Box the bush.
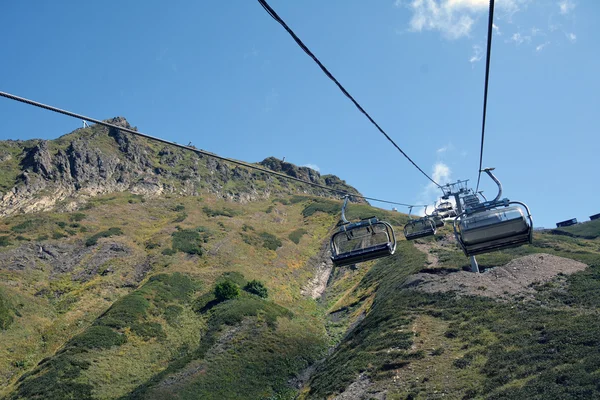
[161,248,176,256]
[69,325,126,349]
[173,212,188,223]
[52,232,67,240]
[131,322,165,340]
[260,232,282,250]
[172,229,203,255]
[10,220,37,233]
[0,236,10,247]
[288,228,308,244]
[214,281,240,302]
[69,212,86,222]
[173,204,185,211]
[202,206,239,218]
[244,280,268,298]
[85,227,123,246]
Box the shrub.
[214,281,240,302]
[0,236,10,247]
[52,232,67,240]
[173,204,185,211]
[69,212,86,222]
[302,200,339,217]
[69,325,126,349]
[131,322,165,340]
[244,280,268,298]
[161,248,176,256]
[260,232,282,250]
[56,221,67,228]
[172,229,203,255]
[202,206,239,218]
[10,220,37,233]
[173,212,188,223]
[85,227,123,246]
[288,228,308,244]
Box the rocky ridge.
[0,117,362,216]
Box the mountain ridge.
[0,117,363,217]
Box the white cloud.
[397,0,529,39]
[302,164,320,172]
[417,162,453,215]
[492,23,501,35]
[469,44,483,63]
[535,41,550,52]
[566,32,577,42]
[558,0,576,15]
[508,32,531,45]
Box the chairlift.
[330,196,397,267]
[427,206,445,228]
[404,206,437,240]
[434,201,457,219]
[453,168,533,257]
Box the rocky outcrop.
[0,118,363,216]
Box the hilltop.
[0,121,599,399]
[0,118,362,217]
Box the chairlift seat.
[455,205,532,256]
[404,219,436,240]
[330,219,396,267]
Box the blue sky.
[0,0,597,228]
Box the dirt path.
[404,253,588,301]
[412,242,439,268]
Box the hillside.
[1,122,600,399]
[0,118,362,217]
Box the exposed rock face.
[0,117,363,216]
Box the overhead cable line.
[257,0,441,189]
[475,0,496,192]
[0,90,426,208]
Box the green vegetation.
[260,232,282,251]
[214,281,240,302]
[85,227,123,246]
[555,219,600,239]
[10,273,200,399]
[69,212,86,222]
[172,212,187,223]
[171,228,203,255]
[123,294,320,400]
[308,241,426,397]
[288,228,308,244]
[10,219,38,233]
[0,235,10,247]
[302,199,339,218]
[243,280,268,298]
[202,206,240,218]
[0,293,14,330]
[70,325,127,349]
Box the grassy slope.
[2,192,600,399]
[304,221,600,399]
[0,194,360,399]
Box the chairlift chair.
[403,206,437,240]
[330,196,397,267]
[453,169,533,257]
[434,201,456,220]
